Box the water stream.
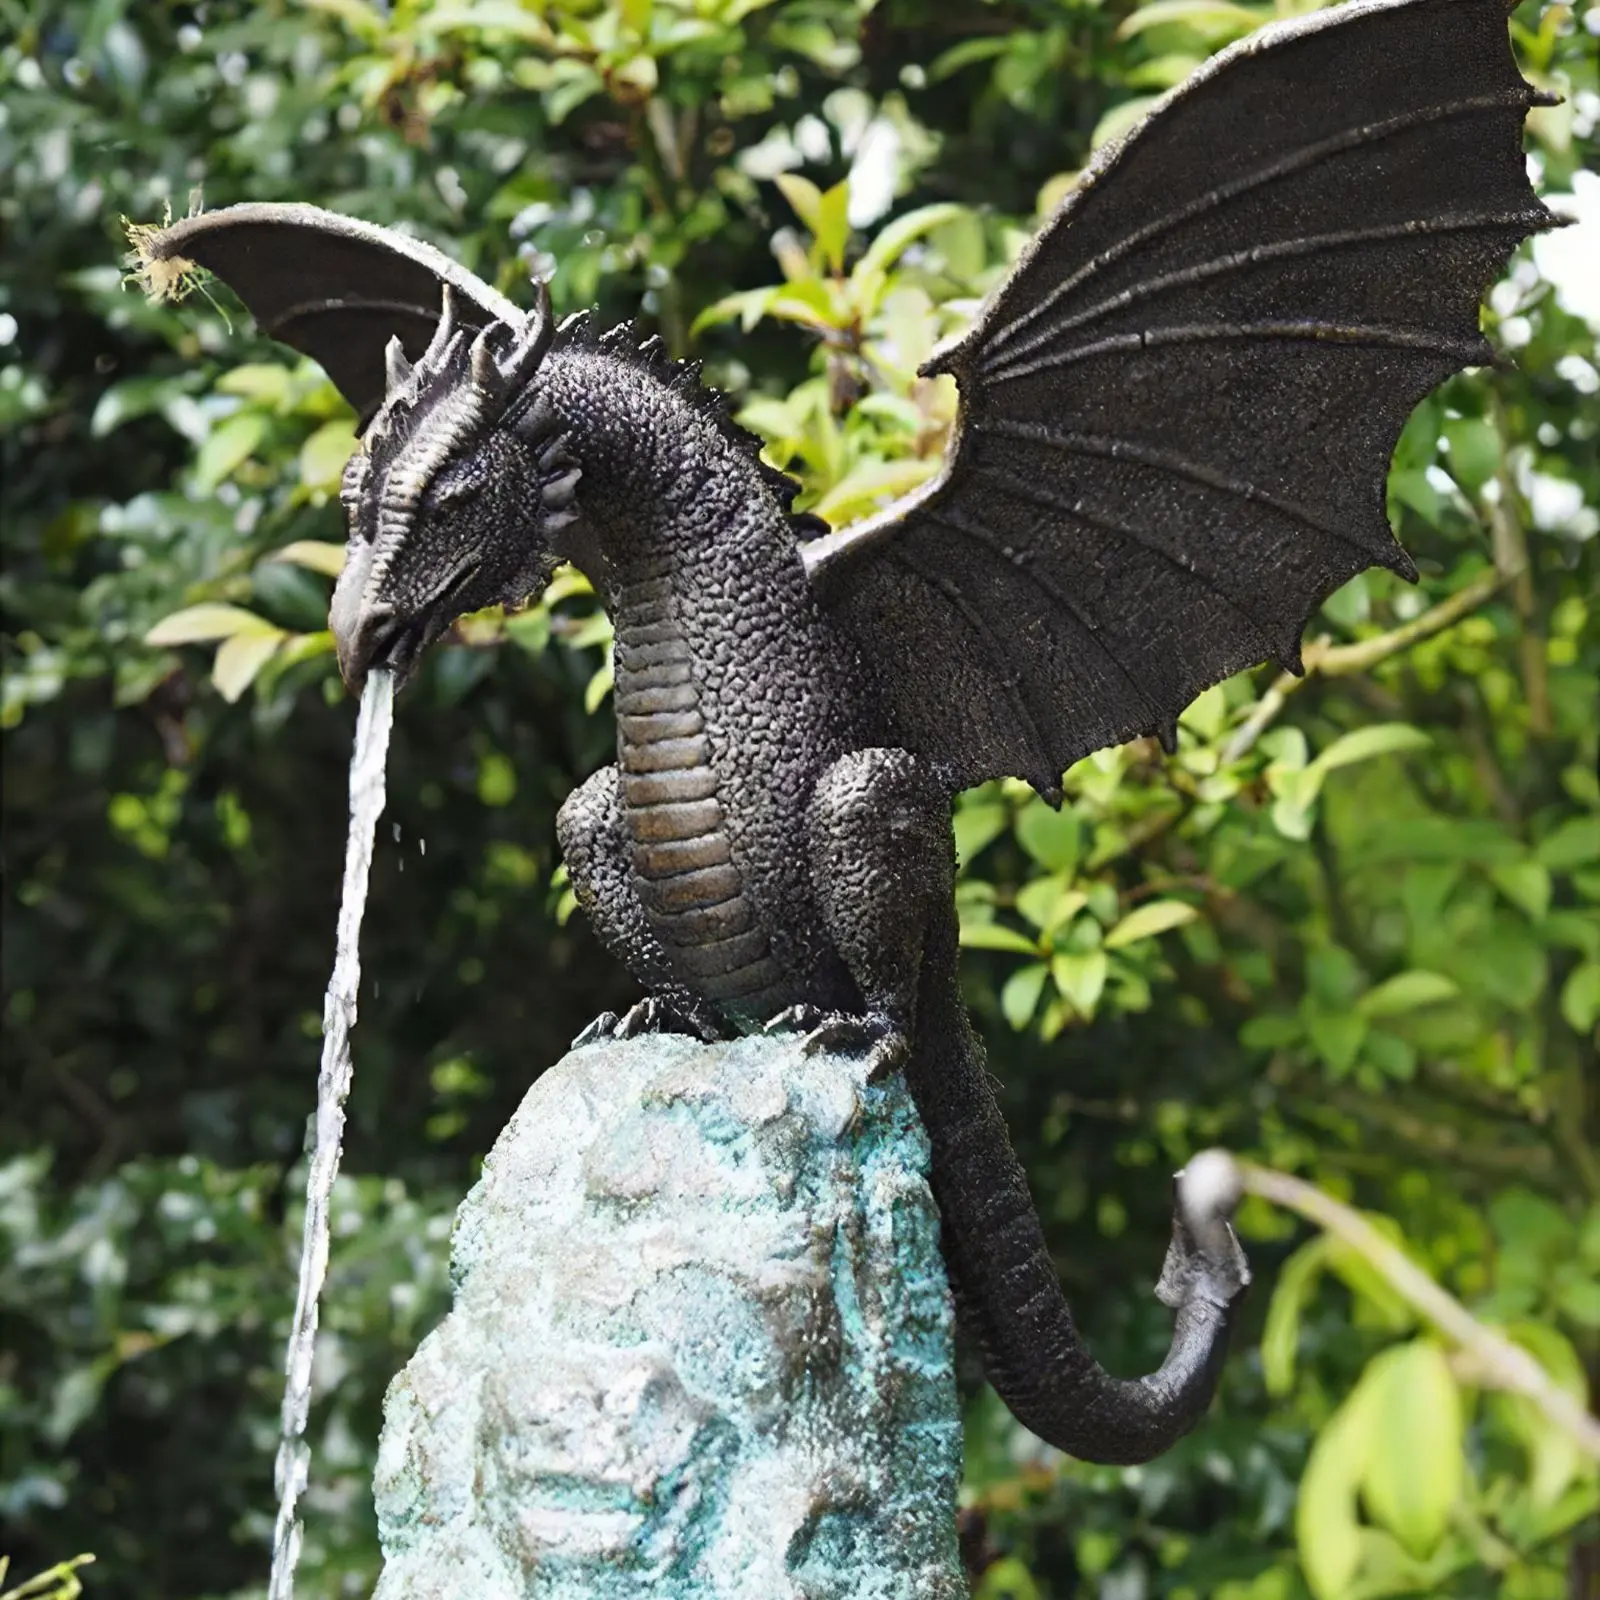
[268,668,396,1600]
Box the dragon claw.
[762,1003,830,1036]
[572,1011,620,1049]
[573,999,720,1047]
[615,995,721,1042]
[788,1009,909,1081]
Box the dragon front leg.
[556,764,725,1047]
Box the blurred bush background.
[1,0,1596,1596]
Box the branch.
[1221,564,1512,763]
[1230,1156,1600,1461]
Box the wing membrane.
[806,0,1556,798]
[141,203,521,427]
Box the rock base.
[372,1033,964,1599]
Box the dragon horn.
[420,283,460,370]
[469,325,504,395]
[499,281,554,394]
[384,335,412,395]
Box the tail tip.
[1176,1148,1243,1232]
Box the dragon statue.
[142,0,1555,1466]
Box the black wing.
[137,203,522,427]
[803,0,1556,801]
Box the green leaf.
[974,1554,1042,1600]
[1488,859,1551,921]
[1050,949,1107,1016]
[1490,1190,1573,1258]
[1239,1012,1303,1050]
[90,373,198,436]
[1116,0,1267,39]
[1362,1029,1416,1080]
[300,0,389,40]
[953,801,1008,868]
[424,1,554,42]
[194,410,268,493]
[611,53,658,97]
[928,36,1010,81]
[1325,1220,1416,1332]
[1306,723,1431,781]
[1537,815,1600,871]
[690,286,778,336]
[1015,877,1087,934]
[1561,962,1600,1033]
[1261,1235,1331,1397]
[267,540,347,578]
[1361,1342,1463,1558]
[814,180,851,275]
[1443,414,1498,494]
[477,751,517,808]
[299,420,359,494]
[854,202,967,280]
[216,363,293,407]
[811,457,938,523]
[1124,51,1206,89]
[1015,801,1081,873]
[1001,962,1049,1030]
[544,62,604,123]
[960,921,1041,956]
[1304,1006,1367,1076]
[145,605,279,647]
[1090,95,1159,152]
[1355,971,1458,1018]
[1558,1275,1600,1327]
[211,630,285,703]
[774,172,825,236]
[1297,1375,1376,1600]
[1102,899,1198,950]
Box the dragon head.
[330,283,579,691]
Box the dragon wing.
[802,0,1556,802]
[137,203,523,428]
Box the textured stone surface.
[372,1033,963,1599]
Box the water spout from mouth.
[269,666,396,1600]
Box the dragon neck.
[534,341,802,598]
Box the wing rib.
[981,88,1537,364]
[889,545,1055,782]
[970,460,1279,658]
[928,504,1170,734]
[985,209,1547,377]
[988,419,1414,574]
[986,320,1490,386]
[264,296,455,338]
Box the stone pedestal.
[372,1033,964,1599]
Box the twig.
[1234,1158,1600,1462]
[1222,564,1512,763]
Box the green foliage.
[3,0,1596,1596]
[0,1555,95,1600]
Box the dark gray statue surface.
[142,0,1554,1467]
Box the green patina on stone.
[372,1033,964,1599]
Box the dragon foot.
[765,1006,908,1081]
[573,997,721,1049]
